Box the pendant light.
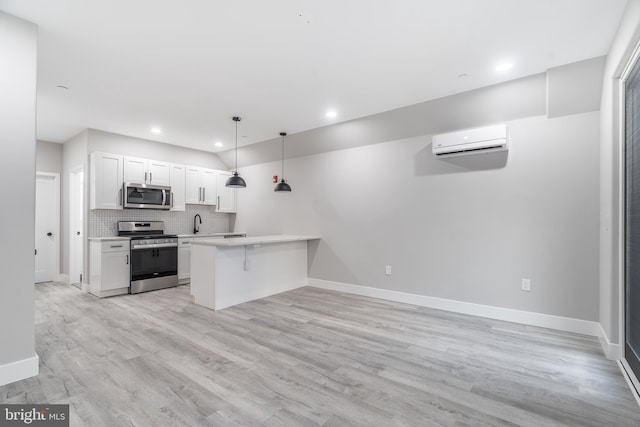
[226,116,247,188]
[274,132,292,192]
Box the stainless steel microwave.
[123,183,172,210]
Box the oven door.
[130,245,178,282]
[124,183,172,210]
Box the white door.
[201,168,217,205]
[123,156,148,184]
[216,171,236,213]
[185,166,202,204]
[170,163,186,211]
[35,173,59,283]
[70,167,84,285]
[148,160,171,186]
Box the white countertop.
[88,236,131,241]
[177,232,246,238]
[191,235,320,247]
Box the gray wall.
[599,0,640,344]
[87,129,229,170]
[232,60,603,322]
[0,11,37,377]
[36,140,63,173]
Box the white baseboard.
[0,354,39,387]
[308,279,600,337]
[596,324,621,360]
[55,274,70,284]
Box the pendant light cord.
[234,118,239,172]
[281,133,285,179]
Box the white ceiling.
[0,0,628,153]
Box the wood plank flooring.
[1,282,639,426]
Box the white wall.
[599,0,640,345]
[36,140,63,173]
[234,111,600,321]
[0,11,38,385]
[87,129,229,170]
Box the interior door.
[625,56,640,379]
[70,167,84,285]
[35,173,59,283]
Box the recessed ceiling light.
[214,141,223,147]
[326,110,337,118]
[150,127,162,134]
[457,73,469,79]
[495,62,513,72]
[57,85,69,90]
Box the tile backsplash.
[89,205,231,237]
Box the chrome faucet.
[193,214,202,234]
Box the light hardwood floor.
[1,282,639,426]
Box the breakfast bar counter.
[190,235,320,310]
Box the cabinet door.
[124,156,148,184]
[216,171,236,213]
[101,251,130,291]
[148,160,171,186]
[170,163,186,211]
[185,166,202,204]
[90,152,124,210]
[201,168,217,205]
[178,245,191,281]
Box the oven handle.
[131,243,178,250]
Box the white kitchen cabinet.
[201,169,217,205]
[89,239,130,297]
[90,152,124,210]
[170,163,186,211]
[216,171,237,213]
[185,166,217,206]
[178,237,194,284]
[124,156,171,186]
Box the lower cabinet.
[178,237,194,284]
[90,239,130,298]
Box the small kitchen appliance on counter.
[118,221,178,294]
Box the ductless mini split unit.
[432,124,509,158]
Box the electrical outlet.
[522,278,531,291]
[385,265,392,275]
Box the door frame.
[69,165,84,290]
[618,40,640,403]
[35,171,60,282]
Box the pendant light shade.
[274,132,291,192]
[226,116,246,188]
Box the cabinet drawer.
[102,240,130,253]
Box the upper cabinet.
[91,151,236,213]
[170,163,186,211]
[91,152,124,210]
[216,171,237,213]
[124,156,170,186]
[185,166,217,206]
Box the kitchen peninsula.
[190,235,320,310]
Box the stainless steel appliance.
[123,183,172,210]
[118,221,178,294]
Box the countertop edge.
[191,235,321,247]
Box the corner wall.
[0,11,39,386]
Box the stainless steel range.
[118,221,178,294]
